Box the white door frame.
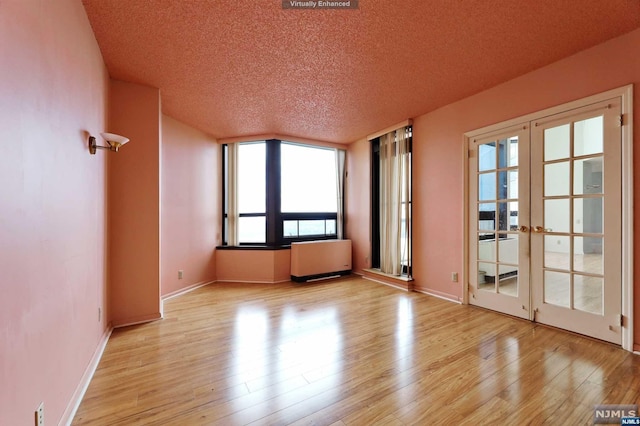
[462,85,634,352]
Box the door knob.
[519,225,529,233]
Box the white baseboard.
[60,326,113,425]
[162,280,216,301]
[216,279,291,284]
[112,312,163,328]
[413,287,462,304]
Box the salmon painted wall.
[274,250,292,283]
[0,1,110,424]
[348,28,640,342]
[161,115,219,297]
[108,80,162,326]
[216,250,291,283]
[345,138,371,274]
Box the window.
[281,143,337,213]
[223,140,344,246]
[281,142,338,239]
[237,142,266,243]
[371,126,412,277]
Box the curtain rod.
[367,119,413,141]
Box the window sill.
[216,245,291,251]
[363,268,414,291]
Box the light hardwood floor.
[73,276,640,425]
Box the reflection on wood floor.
[73,276,639,425]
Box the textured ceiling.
[82,0,640,144]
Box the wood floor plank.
[73,277,638,425]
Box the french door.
[530,99,622,343]
[469,125,531,320]
[468,98,623,345]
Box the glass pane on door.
[478,262,495,291]
[498,265,518,297]
[479,173,495,200]
[574,116,603,156]
[499,137,518,167]
[544,162,570,196]
[544,199,570,233]
[574,158,603,195]
[575,198,603,233]
[544,271,571,308]
[544,235,570,270]
[573,236,603,274]
[544,124,570,161]
[574,275,603,315]
[479,143,496,171]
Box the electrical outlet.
[178,270,184,280]
[35,402,44,426]
[451,272,459,282]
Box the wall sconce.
[89,132,130,155]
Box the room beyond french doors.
[468,96,624,345]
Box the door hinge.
[617,314,624,327]
[468,149,474,158]
[617,114,624,127]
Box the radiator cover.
[290,239,352,282]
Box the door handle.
[533,226,552,233]
[519,225,530,233]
